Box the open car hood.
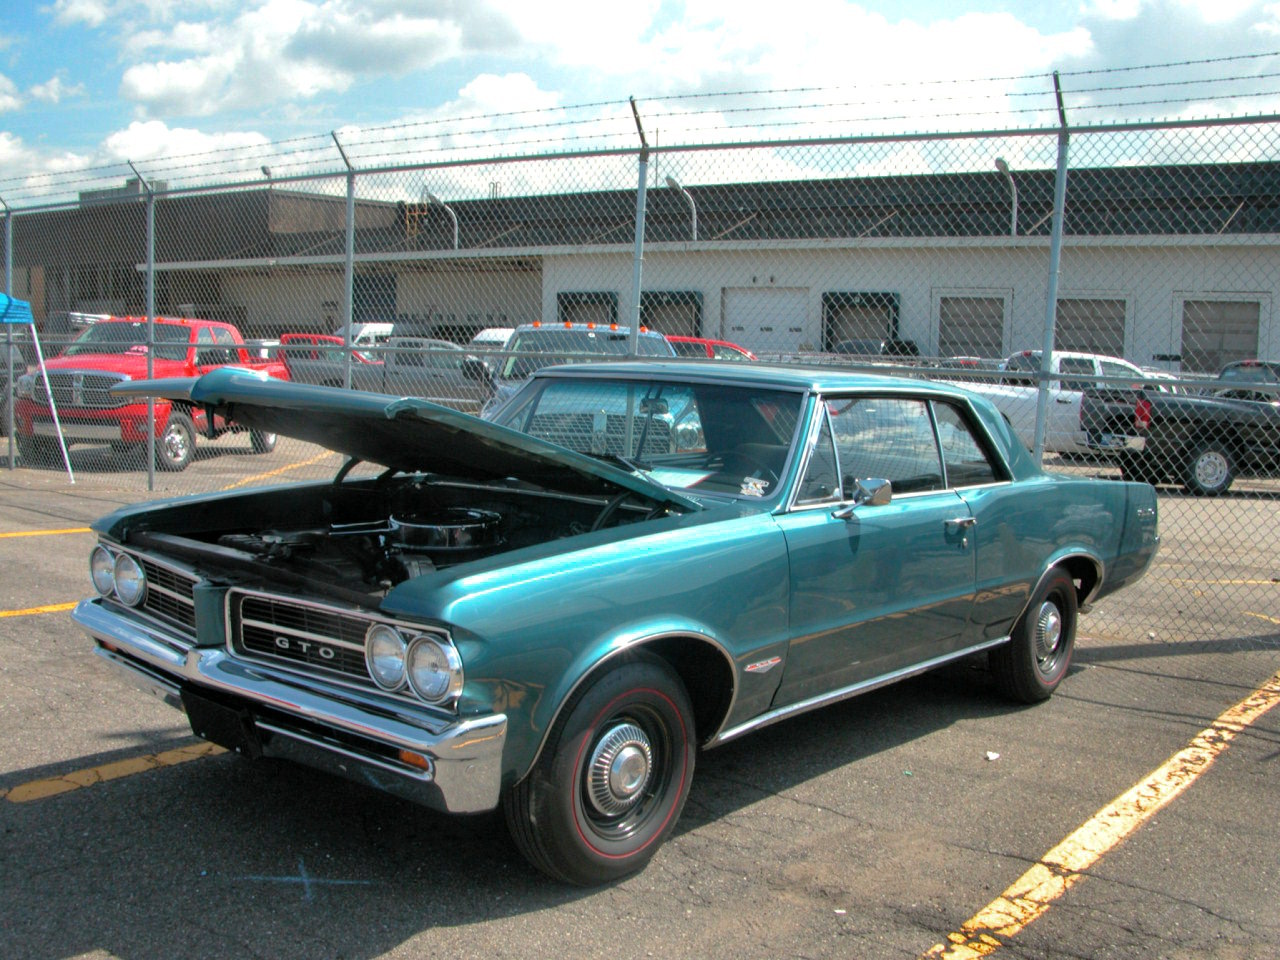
[112,368,702,511]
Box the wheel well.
[1055,555,1100,608]
[637,635,736,746]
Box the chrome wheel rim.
[1193,451,1229,489]
[586,722,653,817]
[162,427,190,463]
[1034,600,1063,668]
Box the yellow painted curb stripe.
[221,450,336,491]
[2,742,226,803]
[0,601,77,618]
[1245,612,1280,626]
[0,527,91,538]
[923,668,1280,959]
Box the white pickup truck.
[949,350,1149,454]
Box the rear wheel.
[155,412,195,471]
[503,654,695,885]
[991,568,1078,703]
[249,430,277,454]
[1182,440,1234,496]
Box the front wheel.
[990,568,1078,703]
[503,654,696,885]
[155,412,195,471]
[16,434,55,465]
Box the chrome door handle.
[944,517,977,531]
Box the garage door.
[938,296,1005,359]
[1055,298,1127,356]
[723,287,808,355]
[1180,299,1261,375]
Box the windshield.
[63,322,192,361]
[491,376,806,499]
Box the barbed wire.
[2,52,1278,205]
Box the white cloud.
[29,76,86,104]
[48,0,112,28]
[101,119,272,163]
[0,74,21,112]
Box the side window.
[796,413,839,503]
[1058,356,1095,392]
[828,397,943,494]
[1099,359,1140,387]
[933,402,999,487]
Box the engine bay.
[128,474,674,601]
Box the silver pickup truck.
[279,334,491,411]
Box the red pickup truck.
[14,316,290,471]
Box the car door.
[772,394,977,707]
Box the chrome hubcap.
[1034,601,1063,665]
[163,429,189,462]
[586,722,653,816]
[1193,451,1229,488]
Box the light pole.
[665,176,697,241]
[424,192,459,249]
[994,157,1017,237]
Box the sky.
[0,0,1278,195]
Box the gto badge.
[274,636,337,660]
[745,656,782,674]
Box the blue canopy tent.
[1,294,74,482]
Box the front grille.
[229,591,378,689]
[139,557,198,631]
[31,371,130,409]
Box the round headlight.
[112,553,147,607]
[90,546,116,597]
[406,635,463,704]
[365,624,407,691]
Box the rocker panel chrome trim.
[708,635,1010,747]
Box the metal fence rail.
[2,108,1278,645]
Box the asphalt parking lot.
[1,445,1278,960]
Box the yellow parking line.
[1166,578,1279,586]
[1245,612,1280,626]
[0,527,91,538]
[2,742,226,803]
[0,601,77,618]
[220,450,337,491]
[923,667,1280,959]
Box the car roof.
[533,359,950,395]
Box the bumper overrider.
[73,598,507,814]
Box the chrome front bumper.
[73,599,507,814]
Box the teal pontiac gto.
[75,362,1159,884]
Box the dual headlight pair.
[90,545,147,607]
[365,624,463,705]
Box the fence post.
[3,203,13,470]
[333,132,356,390]
[628,98,650,358]
[1032,72,1071,463]
[130,162,158,491]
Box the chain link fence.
[1,111,1277,644]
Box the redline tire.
[991,568,1078,703]
[503,654,695,885]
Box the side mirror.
[831,477,892,519]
